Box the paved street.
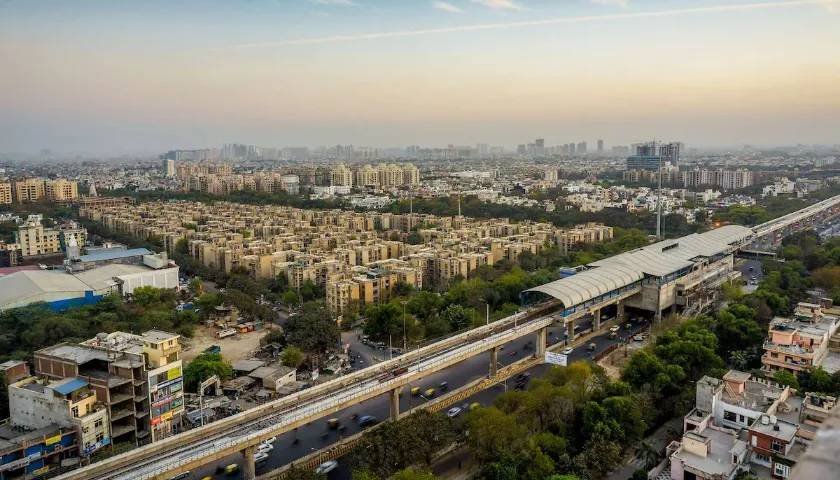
[182,315,641,480]
[737,257,764,293]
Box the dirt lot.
[597,340,646,379]
[181,325,276,363]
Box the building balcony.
[110,423,136,439]
[108,392,133,405]
[762,354,811,372]
[110,408,134,422]
[763,341,814,357]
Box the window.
[772,440,785,454]
[96,432,104,442]
[94,418,103,428]
[723,410,738,422]
[774,463,791,478]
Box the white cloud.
[471,0,522,11]
[308,0,357,6]
[434,1,463,13]
[227,0,836,48]
[591,0,629,7]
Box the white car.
[609,325,620,333]
[562,347,574,355]
[254,451,269,463]
[257,442,274,453]
[447,407,462,418]
[315,460,339,475]
[263,436,277,444]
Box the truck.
[216,328,236,339]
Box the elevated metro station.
[522,225,754,335]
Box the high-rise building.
[635,141,681,166]
[535,138,545,156]
[44,179,79,202]
[13,178,46,202]
[330,164,353,187]
[163,159,176,177]
[0,182,12,204]
[626,155,661,171]
[597,139,604,153]
[576,142,587,154]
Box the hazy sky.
[1,0,839,154]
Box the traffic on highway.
[183,314,646,480]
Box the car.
[327,418,340,429]
[254,451,269,463]
[633,334,645,342]
[410,386,421,396]
[439,381,449,391]
[469,402,481,410]
[515,372,531,383]
[609,325,620,333]
[263,436,277,444]
[424,387,436,397]
[224,464,239,475]
[169,473,191,480]
[447,407,462,418]
[358,415,379,428]
[315,460,339,474]
[257,442,274,453]
[562,347,574,355]
[587,342,596,351]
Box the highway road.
[182,316,642,480]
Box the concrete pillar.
[593,309,601,331]
[566,319,575,342]
[617,301,625,322]
[390,387,400,421]
[536,327,547,356]
[490,346,499,377]
[242,445,256,480]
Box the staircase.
[829,332,840,352]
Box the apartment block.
[33,329,184,446]
[44,180,79,202]
[13,178,46,202]
[14,221,87,257]
[661,370,836,480]
[0,182,12,205]
[761,303,840,375]
[8,376,111,457]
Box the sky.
[1,0,839,154]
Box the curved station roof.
[524,225,753,309]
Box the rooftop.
[524,225,753,308]
[142,329,179,343]
[36,343,110,364]
[77,247,151,263]
[672,426,747,477]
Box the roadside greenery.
[0,286,199,362]
[183,352,233,393]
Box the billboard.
[544,351,568,367]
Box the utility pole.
[486,303,490,326]
[401,300,407,351]
[656,140,663,240]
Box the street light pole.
[402,300,407,351]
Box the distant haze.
[1,0,839,154]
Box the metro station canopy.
[523,225,754,309]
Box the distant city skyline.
[2,0,839,154]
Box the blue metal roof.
[79,248,151,263]
[52,377,88,395]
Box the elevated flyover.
[751,194,840,248]
[55,302,570,480]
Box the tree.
[281,290,300,307]
[281,346,305,368]
[188,277,204,296]
[440,304,471,332]
[284,302,340,359]
[284,465,323,480]
[467,407,527,463]
[392,468,438,480]
[363,303,402,341]
[634,441,661,470]
[183,353,232,392]
[773,370,800,389]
